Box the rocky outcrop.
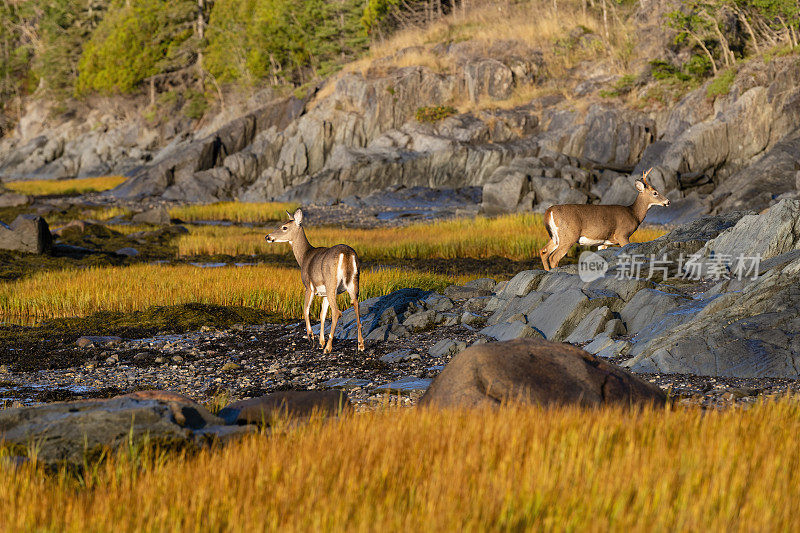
[218,390,353,426]
[0,214,52,254]
[418,338,667,408]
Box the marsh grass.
[4,176,127,196]
[4,400,800,531]
[169,202,300,224]
[0,263,470,321]
[177,214,667,260]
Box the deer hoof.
[357,341,365,351]
[323,344,333,354]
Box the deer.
[539,168,670,271]
[265,208,364,353]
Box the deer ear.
[285,210,293,220]
[293,208,303,226]
[635,180,645,192]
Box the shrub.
[415,105,457,123]
[706,67,737,98]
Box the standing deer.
[539,169,670,271]
[266,208,364,353]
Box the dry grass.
[4,400,800,531]
[0,263,471,321]
[4,176,127,196]
[169,202,300,224]
[329,0,640,112]
[177,213,666,260]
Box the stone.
[701,199,800,267]
[132,206,171,225]
[604,319,626,336]
[218,390,352,426]
[564,306,614,344]
[624,256,800,378]
[402,310,439,332]
[464,278,497,292]
[221,362,241,372]
[498,270,546,298]
[479,321,544,342]
[115,247,139,257]
[526,289,617,341]
[0,214,52,254]
[487,291,548,325]
[365,323,409,341]
[419,338,667,408]
[0,190,29,207]
[461,311,487,328]
[373,377,433,394]
[465,58,514,102]
[429,339,468,358]
[619,289,689,335]
[76,336,122,348]
[0,394,227,467]
[379,349,420,363]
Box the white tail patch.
[578,237,615,246]
[549,211,560,246]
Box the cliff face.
[2,31,800,222]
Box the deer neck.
[629,194,652,224]
[290,229,313,267]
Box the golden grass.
[327,0,641,112]
[177,213,667,260]
[0,263,472,321]
[169,202,300,224]
[5,400,800,531]
[4,176,127,196]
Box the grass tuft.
[4,176,127,196]
[168,202,300,224]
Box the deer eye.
[653,192,659,196]
[282,226,287,230]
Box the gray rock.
[0,393,226,467]
[365,323,409,341]
[479,320,544,341]
[0,214,52,254]
[461,311,487,328]
[465,296,490,312]
[402,310,439,332]
[497,270,546,298]
[419,338,667,408]
[373,376,433,394]
[624,257,800,378]
[132,206,171,225]
[75,336,122,348]
[115,247,139,257]
[527,289,618,341]
[464,278,497,292]
[701,199,800,267]
[619,289,689,335]
[465,58,514,101]
[487,291,548,325]
[0,190,29,207]
[604,319,626,335]
[421,294,454,312]
[564,306,614,344]
[429,339,468,358]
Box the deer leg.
[324,295,342,354]
[540,239,557,271]
[319,297,330,349]
[349,289,364,351]
[549,241,575,269]
[303,287,314,340]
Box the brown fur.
[266,209,364,353]
[539,171,670,271]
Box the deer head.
[635,168,670,208]
[266,208,304,244]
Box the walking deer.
[266,208,364,353]
[539,169,670,271]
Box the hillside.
[1,0,800,220]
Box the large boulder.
[0,214,52,254]
[0,189,29,207]
[0,392,239,467]
[419,338,667,408]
